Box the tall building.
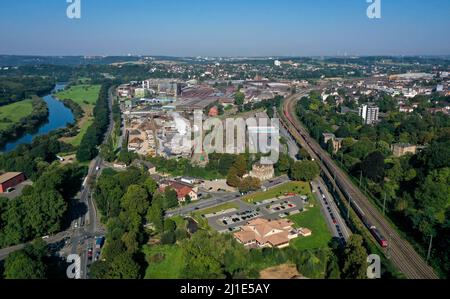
[359,104,379,125]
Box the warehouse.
[0,172,26,193]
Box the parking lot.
[203,196,307,233]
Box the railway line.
[280,92,438,279]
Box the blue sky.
[0,0,449,56]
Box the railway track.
[280,93,438,279]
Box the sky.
[0,0,449,57]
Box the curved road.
[281,92,438,279]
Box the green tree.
[226,167,241,188]
[121,185,150,216]
[238,177,261,193]
[342,235,368,279]
[106,253,141,279]
[233,155,248,177]
[360,151,385,183]
[164,188,179,209]
[290,160,320,181]
[234,91,245,106]
[4,244,46,279]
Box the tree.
[164,188,179,209]
[117,150,135,165]
[121,185,150,216]
[298,148,311,160]
[147,196,164,232]
[238,177,261,193]
[414,168,450,227]
[234,91,245,106]
[290,160,320,181]
[144,178,158,195]
[4,243,46,279]
[233,155,248,177]
[360,151,385,183]
[181,231,227,279]
[342,235,368,279]
[106,253,141,279]
[226,167,241,188]
[100,137,116,162]
[276,153,293,174]
[161,231,176,245]
[164,219,176,233]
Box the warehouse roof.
[0,172,23,184]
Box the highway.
[280,91,438,279]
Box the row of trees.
[76,83,112,161]
[158,229,368,279]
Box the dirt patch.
[259,263,305,279]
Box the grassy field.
[55,84,101,146]
[289,196,333,250]
[143,245,184,279]
[0,99,34,131]
[56,84,101,108]
[243,181,311,203]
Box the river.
[1,83,75,152]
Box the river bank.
[0,83,75,152]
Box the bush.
[160,231,176,245]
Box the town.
[0,1,449,290]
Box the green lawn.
[243,181,311,203]
[143,245,184,279]
[55,84,101,146]
[289,197,333,250]
[0,99,34,131]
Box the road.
[281,91,438,279]
[311,179,351,242]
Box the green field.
[289,197,333,250]
[0,99,34,131]
[143,245,184,279]
[56,84,101,109]
[243,181,311,203]
[55,84,101,146]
